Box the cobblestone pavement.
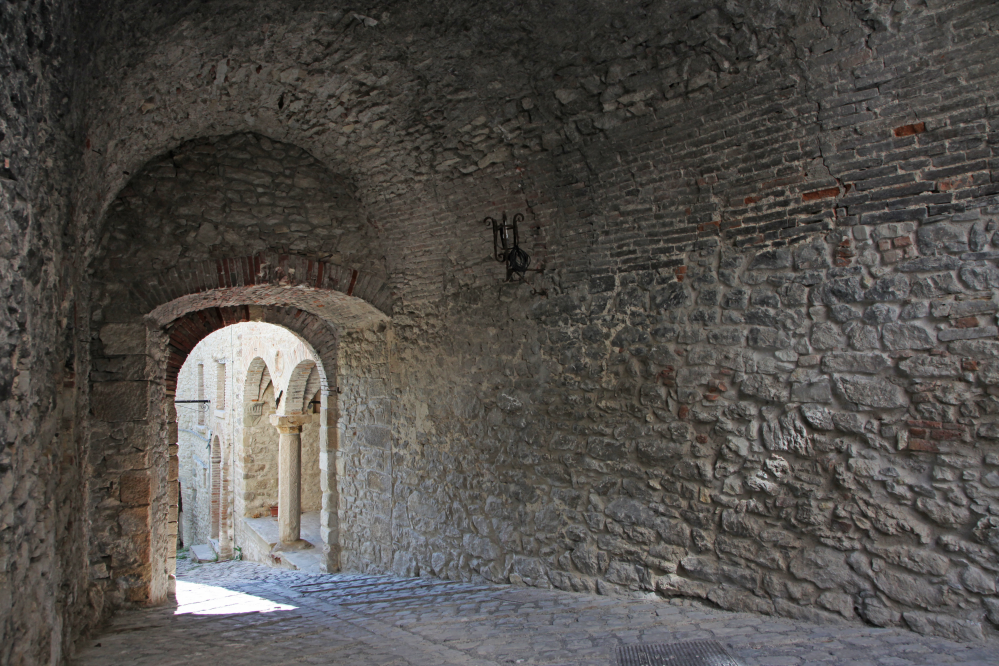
[73,559,998,666]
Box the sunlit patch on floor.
[174,580,297,615]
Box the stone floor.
[72,559,999,666]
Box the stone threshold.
[242,511,325,573]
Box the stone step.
[279,548,324,574]
[190,544,216,563]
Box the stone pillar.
[270,413,313,548]
[318,395,341,572]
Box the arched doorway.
[87,132,392,609]
[172,319,353,575]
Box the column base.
[272,539,314,552]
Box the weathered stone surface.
[959,263,999,291]
[903,611,985,642]
[864,275,910,302]
[835,377,907,409]
[92,382,149,421]
[800,404,834,430]
[810,322,847,351]
[857,593,901,627]
[811,277,865,304]
[821,352,891,374]
[898,355,961,378]
[897,256,961,272]
[100,324,147,355]
[867,546,949,576]
[970,222,989,252]
[937,325,998,342]
[882,323,936,350]
[793,240,829,270]
[651,283,691,311]
[789,548,868,594]
[790,377,832,403]
[915,498,971,528]
[948,339,999,358]
[959,566,996,595]
[862,304,898,325]
[872,568,944,609]
[917,223,968,254]
[741,374,790,403]
[985,598,999,627]
[749,249,791,270]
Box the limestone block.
[898,355,960,378]
[902,611,984,641]
[821,352,890,374]
[938,325,998,342]
[92,381,149,421]
[881,323,935,350]
[836,376,906,409]
[810,322,846,350]
[789,547,869,594]
[916,498,971,528]
[959,263,999,290]
[120,472,151,506]
[984,598,999,626]
[917,222,968,254]
[959,566,996,595]
[100,323,147,355]
[790,376,832,402]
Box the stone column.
[269,413,312,548]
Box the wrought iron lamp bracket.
[484,212,544,282]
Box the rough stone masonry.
[3,0,999,664]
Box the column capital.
[269,413,312,433]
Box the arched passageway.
[10,5,999,661]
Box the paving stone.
[71,562,999,666]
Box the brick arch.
[283,360,318,416]
[243,357,270,404]
[138,253,392,323]
[164,305,340,397]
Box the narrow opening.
[197,363,205,426]
[210,437,221,539]
[215,361,226,412]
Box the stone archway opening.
[172,320,342,574]
[85,130,393,611]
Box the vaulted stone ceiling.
[75,0,820,249]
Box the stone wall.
[82,0,999,644]
[337,324,394,571]
[0,1,95,663]
[367,0,999,642]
